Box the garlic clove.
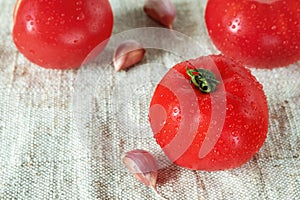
[121,149,158,187]
[144,0,176,29]
[121,149,168,200]
[113,40,145,72]
[122,157,158,187]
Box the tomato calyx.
[186,68,219,93]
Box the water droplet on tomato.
[227,104,234,111]
[26,20,35,32]
[159,138,166,145]
[29,49,35,54]
[213,149,220,155]
[171,106,181,121]
[232,136,240,146]
[250,4,256,9]
[76,0,83,5]
[229,18,241,33]
[25,15,32,21]
[211,120,217,126]
[231,130,240,137]
[76,13,85,21]
[47,16,54,21]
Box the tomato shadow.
[157,164,181,186]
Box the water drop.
[213,149,220,155]
[76,1,83,5]
[76,13,85,21]
[244,124,249,130]
[229,18,241,33]
[171,106,181,121]
[231,130,240,137]
[233,74,240,80]
[250,4,256,9]
[227,104,234,111]
[25,15,32,21]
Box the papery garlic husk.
[144,0,176,29]
[113,40,145,72]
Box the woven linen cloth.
[0,0,299,199]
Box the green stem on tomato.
[186,68,219,93]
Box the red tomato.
[13,0,113,69]
[148,55,269,171]
[205,0,300,68]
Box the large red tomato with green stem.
[13,0,113,69]
[149,55,269,171]
[205,0,300,68]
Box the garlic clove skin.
[144,0,176,29]
[113,40,145,72]
[121,149,158,188]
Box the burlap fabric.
[0,0,299,199]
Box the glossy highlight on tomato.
[149,55,269,171]
[13,0,113,69]
[205,0,300,68]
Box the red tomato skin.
[149,55,269,171]
[13,0,113,69]
[205,0,300,68]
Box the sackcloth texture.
[0,0,299,199]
